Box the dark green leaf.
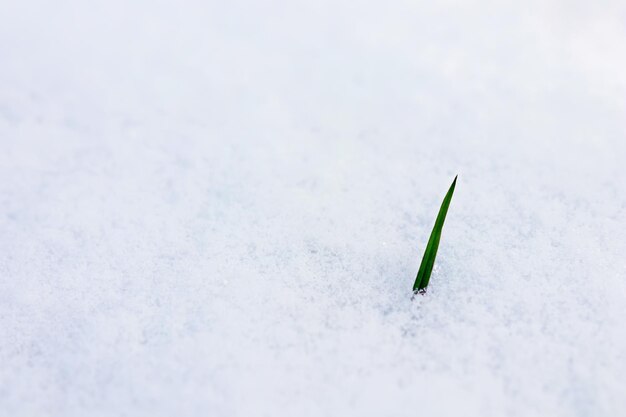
[413,175,457,294]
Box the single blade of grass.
[413,175,457,294]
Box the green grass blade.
[413,175,457,293]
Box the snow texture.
[1,1,626,416]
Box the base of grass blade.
[410,288,427,300]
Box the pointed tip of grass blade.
[412,176,457,295]
[451,175,458,189]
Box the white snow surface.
[1,1,626,416]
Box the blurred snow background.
[1,0,625,416]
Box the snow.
[1,0,626,416]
